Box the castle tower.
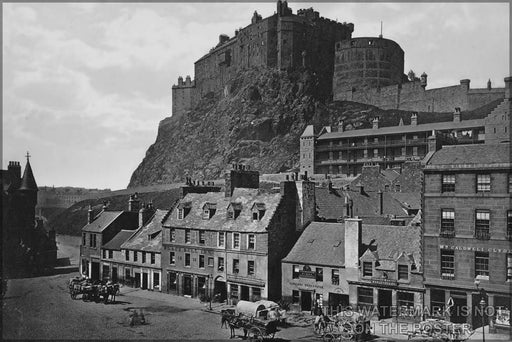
[300,125,315,176]
[333,37,404,101]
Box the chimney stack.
[453,107,461,123]
[88,204,94,224]
[224,164,259,197]
[128,193,140,212]
[372,117,379,129]
[344,219,362,269]
[378,190,383,215]
[411,112,418,126]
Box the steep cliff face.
[128,68,418,187]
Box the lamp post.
[475,279,487,342]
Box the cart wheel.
[323,333,337,342]
[340,330,354,340]
[249,328,263,341]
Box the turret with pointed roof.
[19,152,38,192]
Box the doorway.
[214,279,227,301]
[91,262,100,280]
[301,291,312,312]
[112,267,118,282]
[168,272,177,294]
[134,272,141,288]
[378,289,393,319]
[183,275,192,296]
[142,272,148,289]
[329,293,350,313]
[241,286,250,301]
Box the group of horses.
[68,277,120,304]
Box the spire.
[19,151,38,191]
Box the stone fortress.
[172,1,506,119]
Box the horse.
[221,309,235,328]
[226,314,248,339]
[314,313,332,335]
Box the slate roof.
[82,211,124,233]
[388,192,421,210]
[315,187,409,221]
[163,188,282,233]
[317,119,484,140]
[426,143,511,167]
[301,124,315,137]
[381,169,401,182]
[102,230,136,250]
[283,222,345,267]
[283,221,422,269]
[19,159,38,191]
[121,209,167,252]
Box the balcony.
[441,273,455,280]
[475,229,491,240]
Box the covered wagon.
[236,300,280,320]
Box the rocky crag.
[128,67,495,187]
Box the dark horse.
[100,283,120,304]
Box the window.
[199,255,205,268]
[292,290,300,304]
[363,262,373,277]
[218,257,225,271]
[109,250,113,259]
[170,252,175,265]
[153,272,160,288]
[509,174,512,193]
[218,232,225,247]
[253,212,258,220]
[397,292,415,310]
[507,211,512,239]
[230,285,239,299]
[477,174,491,192]
[125,250,129,261]
[442,174,456,192]
[292,265,300,279]
[227,210,234,219]
[475,252,489,278]
[507,254,512,281]
[208,257,214,267]
[142,252,146,264]
[203,208,210,220]
[441,209,455,237]
[92,234,97,248]
[177,209,184,220]
[82,233,86,246]
[233,259,240,274]
[248,234,255,249]
[199,231,205,245]
[315,268,323,282]
[441,250,455,279]
[233,233,240,249]
[398,265,408,280]
[170,229,176,242]
[252,287,261,301]
[151,252,155,264]
[475,210,490,239]
[358,287,373,308]
[133,251,138,262]
[412,147,418,156]
[185,229,191,244]
[184,253,191,267]
[395,184,401,192]
[103,250,107,258]
[248,260,255,275]
[332,269,340,285]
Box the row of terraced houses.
[79,86,511,330]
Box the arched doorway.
[214,276,227,302]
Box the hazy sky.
[3,2,510,190]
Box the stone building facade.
[422,143,511,328]
[160,164,315,303]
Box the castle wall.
[172,79,195,119]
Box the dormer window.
[398,264,409,280]
[202,203,217,220]
[362,262,373,277]
[177,201,192,219]
[251,203,266,221]
[227,202,242,220]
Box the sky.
[2,2,510,190]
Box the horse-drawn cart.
[68,277,119,304]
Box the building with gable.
[282,218,423,321]
[79,194,141,280]
[1,154,57,276]
[422,142,511,328]
[161,164,315,303]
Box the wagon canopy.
[235,300,280,317]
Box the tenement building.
[161,164,315,303]
[422,143,511,328]
[282,218,423,321]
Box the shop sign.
[299,265,316,279]
[289,281,323,289]
[439,245,511,254]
